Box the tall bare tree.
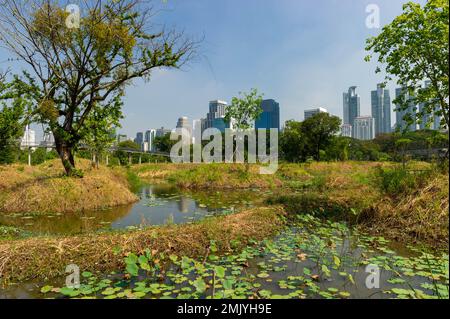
[0,0,196,175]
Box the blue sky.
[0,0,424,140]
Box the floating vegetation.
[41,214,449,299]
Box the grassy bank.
[0,159,138,214]
[269,162,449,250]
[133,160,448,249]
[0,207,284,283]
[0,159,447,283]
[133,163,283,189]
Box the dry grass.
[0,159,138,214]
[0,206,285,283]
[362,174,449,250]
[135,163,283,189]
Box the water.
[2,223,446,300]
[0,185,261,236]
[0,187,447,299]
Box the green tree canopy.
[0,0,196,175]
[0,76,33,164]
[280,120,305,162]
[365,0,449,130]
[224,88,263,130]
[301,113,342,161]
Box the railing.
[18,143,173,166]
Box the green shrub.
[375,166,432,195]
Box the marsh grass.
[0,207,285,283]
[0,159,138,214]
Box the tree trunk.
[55,137,76,176]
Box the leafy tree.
[365,0,449,130]
[324,136,351,162]
[113,140,141,166]
[301,113,341,161]
[224,89,263,167]
[154,133,177,153]
[279,120,305,162]
[0,0,196,175]
[225,88,264,130]
[0,76,32,164]
[80,96,123,168]
[396,138,412,168]
[17,148,58,165]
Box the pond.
[0,185,262,236]
[1,213,448,299]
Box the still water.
[0,184,261,236]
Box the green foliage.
[80,96,123,167]
[17,148,59,165]
[224,88,263,130]
[375,166,432,195]
[280,120,305,162]
[280,114,341,162]
[154,133,177,153]
[366,0,449,129]
[0,1,195,174]
[0,77,32,164]
[301,113,341,161]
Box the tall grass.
[375,166,434,196]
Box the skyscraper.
[20,125,36,150]
[419,81,443,131]
[117,134,128,143]
[156,127,171,138]
[343,86,360,128]
[371,84,392,136]
[134,132,144,146]
[145,129,156,152]
[40,132,55,151]
[304,107,328,120]
[212,118,232,133]
[340,124,352,138]
[395,87,417,132]
[353,116,375,140]
[176,117,192,139]
[255,99,280,130]
[206,100,228,129]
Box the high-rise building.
[395,87,417,132]
[117,134,128,143]
[340,124,352,138]
[200,118,207,133]
[419,81,443,131]
[176,116,191,130]
[343,86,360,129]
[353,116,375,140]
[371,84,392,136]
[212,118,232,133]
[304,107,328,120]
[145,129,156,152]
[156,127,171,138]
[206,100,228,129]
[20,125,36,149]
[255,99,280,130]
[40,132,55,151]
[142,142,149,152]
[134,132,144,146]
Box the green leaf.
[333,255,341,268]
[126,263,139,277]
[215,266,226,278]
[193,278,207,293]
[40,285,53,294]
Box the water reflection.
[0,185,260,236]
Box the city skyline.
[1,0,427,139]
